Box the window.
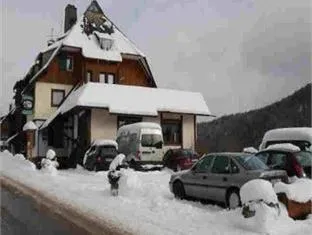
[107,73,115,84]
[66,56,73,71]
[269,153,287,167]
[99,73,115,84]
[141,134,163,147]
[256,152,269,164]
[161,119,182,145]
[117,116,142,129]
[234,155,268,170]
[59,55,73,71]
[194,155,214,173]
[51,89,65,107]
[99,73,105,83]
[230,160,239,173]
[86,71,93,82]
[211,156,230,174]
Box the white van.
[116,122,164,163]
[259,127,312,151]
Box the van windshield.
[141,134,163,147]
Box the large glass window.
[211,155,230,174]
[162,119,182,145]
[51,89,65,107]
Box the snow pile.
[266,143,301,152]
[240,179,278,204]
[232,180,280,234]
[23,121,38,131]
[243,147,258,154]
[0,151,36,172]
[109,154,126,171]
[46,149,56,160]
[274,178,312,203]
[2,151,312,235]
[40,149,59,176]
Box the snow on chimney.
[64,4,77,33]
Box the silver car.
[169,153,288,208]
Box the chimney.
[64,4,77,33]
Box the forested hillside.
[197,83,311,153]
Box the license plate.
[271,179,281,185]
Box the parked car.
[169,153,287,209]
[255,146,312,178]
[163,148,199,171]
[116,122,164,164]
[83,139,118,171]
[259,127,312,151]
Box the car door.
[206,155,231,202]
[184,155,215,199]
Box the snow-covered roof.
[41,83,211,129]
[23,121,38,131]
[265,143,301,152]
[92,139,118,147]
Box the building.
[13,1,211,161]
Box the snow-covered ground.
[1,151,312,235]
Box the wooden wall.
[39,51,83,85]
[38,49,152,87]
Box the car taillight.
[96,156,101,162]
[136,151,141,160]
[293,158,303,177]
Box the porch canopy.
[41,82,211,129]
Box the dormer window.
[94,32,114,51]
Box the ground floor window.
[117,116,142,129]
[161,119,182,145]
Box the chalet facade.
[9,1,211,161]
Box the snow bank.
[243,147,258,154]
[0,151,36,172]
[240,179,278,204]
[2,151,312,235]
[23,121,38,131]
[274,178,312,203]
[266,143,301,152]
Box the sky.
[1,0,311,119]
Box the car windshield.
[295,151,312,167]
[99,146,117,156]
[141,134,163,147]
[234,155,268,170]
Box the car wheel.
[226,189,241,209]
[173,180,186,199]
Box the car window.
[194,155,214,172]
[230,159,239,173]
[256,152,269,164]
[99,146,117,156]
[295,151,312,167]
[234,155,268,170]
[269,153,287,167]
[211,156,230,174]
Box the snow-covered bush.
[274,178,312,203]
[237,179,280,233]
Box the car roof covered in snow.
[91,139,118,147]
